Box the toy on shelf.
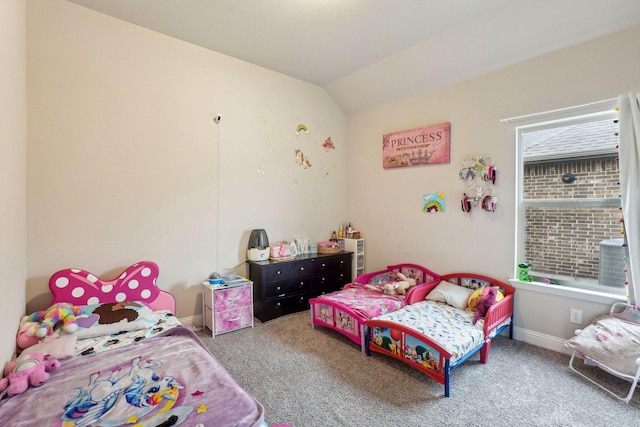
[518,262,532,282]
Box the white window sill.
[508,279,626,305]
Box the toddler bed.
[366,273,515,397]
[565,302,640,404]
[0,261,267,427]
[309,263,440,353]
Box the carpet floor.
[198,311,639,426]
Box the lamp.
[247,229,270,261]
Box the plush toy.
[383,272,417,296]
[0,353,60,397]
[16,321,42,351]
[472,286,498,325]
[28,302,83,338]
[16,321,62,354]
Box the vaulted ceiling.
[66,0,640,114]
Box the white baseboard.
[512,326,572,355]
[180,315,570,356]
[179,314,202,330]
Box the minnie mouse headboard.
[49,261,176,313]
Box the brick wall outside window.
[523,156,621,280]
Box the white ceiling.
[66,0,640,114]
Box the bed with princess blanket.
[0,261,266,427]
[366,273,515,397]
[309,263,440,353]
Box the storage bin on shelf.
[317,241,340,254]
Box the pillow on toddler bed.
[74,301,156,339]
[17,333,77,361]
[425,281,475,310]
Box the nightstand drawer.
[214,285,252,311]
[214,306,253,335]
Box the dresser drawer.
[214,285,252,311]
[261,294,308,321]
[214,306,253,335]
[312,255,350,274]
[264,278,311,299]
[261,260,313,282]
[312,271,351,295]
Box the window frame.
[511,100,624,300]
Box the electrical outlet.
[570,308,583,324]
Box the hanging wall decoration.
[459,155,497,214]
[423,192,445,213]
[382,122,451,169]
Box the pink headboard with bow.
[49,261,176,313]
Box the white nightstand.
[202,280,254,337]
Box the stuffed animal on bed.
[472,286,498,325]
[16,321,45,351]
[0,353,60,397]
[383,273,417,296]
[28,302,83,338]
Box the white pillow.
[425,281,474,310]
[18,334,78,361]
[75,301,156,339]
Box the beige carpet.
[198,311,639,427]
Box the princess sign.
[382,122,451,169]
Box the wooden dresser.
[247,252,352,322]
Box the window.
[515,103,624,295]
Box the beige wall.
[0,0,27,363]
[10,1,640,364]
[347,25,640,349]
[26,0,346,318]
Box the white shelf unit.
[343,238,365,281]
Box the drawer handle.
[278,293,286,297]
[227,296,240,301]
[276,286,281,291]
[229,317,240,322]
[321,263,326,267]
[276,270,281,275]
[300,267,305,271]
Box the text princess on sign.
[382,122,451,169]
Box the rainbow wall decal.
[295,124,310,136]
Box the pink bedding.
[319,283,406,319]
[0,326,265,427]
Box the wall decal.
[295,124,310,136]
[322,137,335,152]
[257,116,341,181]
[294,149,312,169]
[383,122,451,169]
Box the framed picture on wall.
[382,122,451,169]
